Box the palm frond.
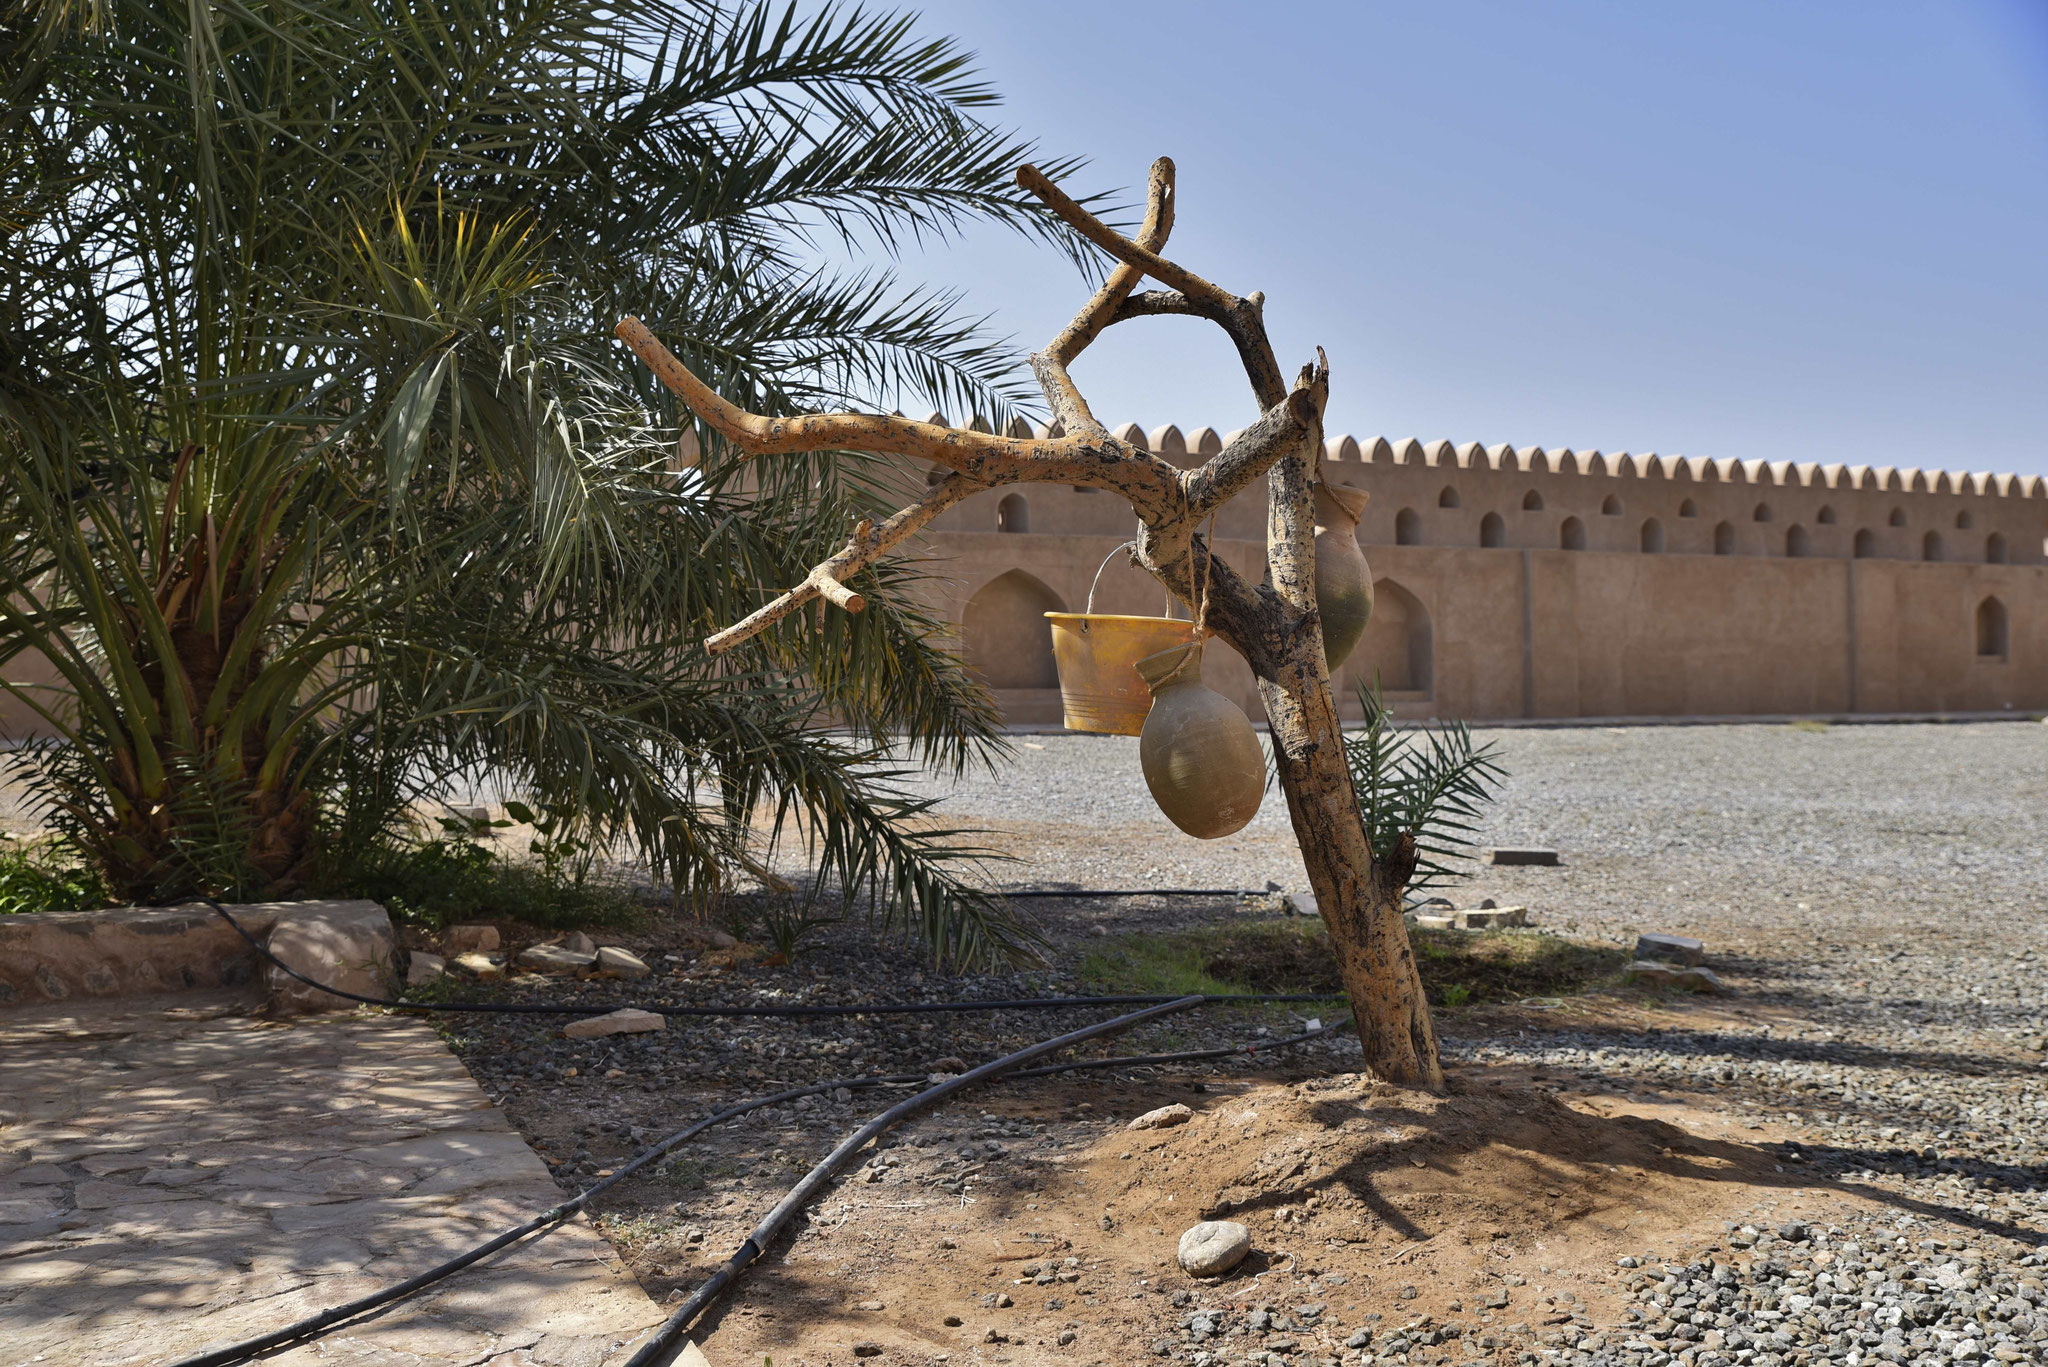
[2,0,1078,957]
[1344,681,1507,897]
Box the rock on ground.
[519,944,598,972]
[1177,1220,1252,1277]
[262,901,398,1014]
[444,923,499,952]
[1634,931,1706,964]
[563,1007,665,1039]
[1128,1103,1193,1130]
[1624,960,1723,992]
[595,946,650,980]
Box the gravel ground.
[433,720,2048,1367]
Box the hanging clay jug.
[1134,643,1265,839]
[1313,481,1374,669]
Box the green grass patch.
[317,838,644,933]
[1083,917,1629,1009]
[0,834,108,914]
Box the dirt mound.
[685,1065,1826,1365]
[1079,1071,1775,1310]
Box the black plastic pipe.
[160,1009,1347,1367]
[621,994,1209,1367]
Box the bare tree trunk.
[618,155,1447,1089]
[1261,670,1442,1087]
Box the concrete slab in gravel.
[0,989,674,1366]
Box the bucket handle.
[1081,541,1175,628]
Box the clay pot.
[1134,643,1265,839]
[1312,481,1374,670]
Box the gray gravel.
[903,721,2048,1366]
[427,720,2048,1367]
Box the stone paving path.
[0,990,669,1367]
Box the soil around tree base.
[654,1052,1914,1365]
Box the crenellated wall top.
[904,413,2046,501]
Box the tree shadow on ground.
[1189,1068,2044,1263]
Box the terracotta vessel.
[1312,481,1374,669]
[1134,643,1265,839]
[1045,613,1203,736]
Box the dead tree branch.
[616,155,1446,1088]
[703,473,983,654]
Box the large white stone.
[517,944,597,972]
[563,1008,665,1040]
[1177,1220,1251,1277]
[264,902,398,1014]
[595,946,651,980]
[1128,1103,1193,1131]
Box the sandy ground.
[418,722,2047,1366]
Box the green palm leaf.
[1,0,1095,961]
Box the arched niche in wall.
[1923,531,1943,562]
[1786,525,1810,557]
[1640,518,1664,553]
[1560,517,1586,551]
[997,493,1030,533]
[1976,596,2008,661]
[1753,502,1773,523]
[1438,486,1460,509]
[1987,532,2008,564]
[1889,507,1908,527]
[1713,521,1736,555]
[1956,510,1974,530]
[1853,528,1876,558]
[1395,508,1422,545]
[1479,512,1505,548]
[1522,489,1544,511]
[1678,498,1698,518]
[960,570,1064,690]
[1601,493,1623,516]
[1817,505,1837,525]
[1353,578,1432,696]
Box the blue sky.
[883,0,2048,479]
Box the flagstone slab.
[0,990,666,1366]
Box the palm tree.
[0,0,1096,963]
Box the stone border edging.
[0,899,396,1014]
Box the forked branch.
[620,157,1324,659]
[1030,157,1176,434]
[1017,164,1289,408]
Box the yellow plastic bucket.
[1045,613,1202,735]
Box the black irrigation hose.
[997,887,1253,898]
[1009,1015,1351,1078]
[621,994,1212,1367]
[205,900,1344,1017]
[161,1069,919,1367]
[162,987,1349,1367]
